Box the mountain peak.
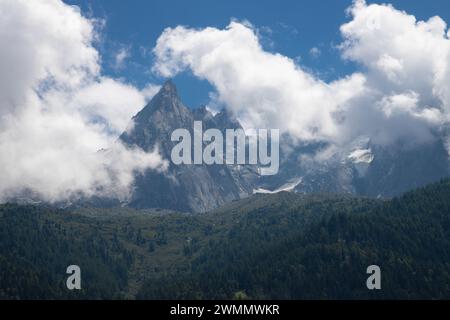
[133,79,183,117]
[214,108,242,129]
[193,105,214,121]
[161,79,177,94]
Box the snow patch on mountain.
[348,148,374,164]
[254,177,302,194]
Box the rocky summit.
[117,80,450,212]
[120,80,258,212]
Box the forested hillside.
[1,180,450,299]
[138,181,450,299]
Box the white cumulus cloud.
[153,21,365,143]
[113,46,131,70]
[0,0,167,203]
[152,0,450,151]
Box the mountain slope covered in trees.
[1,180,450,299]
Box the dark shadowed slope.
[1,179,450,299]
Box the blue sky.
[64,0,450,108]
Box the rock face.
[261,134,450,198]
[120,80,258,212]
[118,80,450,212]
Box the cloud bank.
[0,0,167,202]
[2,0,450,203]
[153,0,450,150]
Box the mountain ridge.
[115,80,450,212]
[119,80,258,212]
[112,80,450,212]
